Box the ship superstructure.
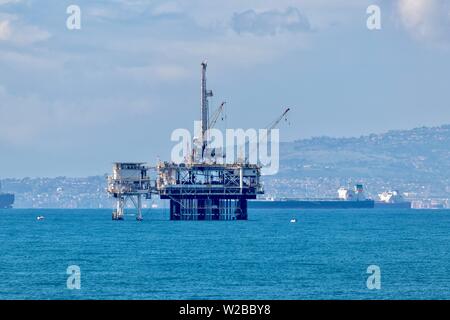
[375,190,411,209]
[378,190,405,203]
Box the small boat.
[290,218,297,223]
[37,216,45,221]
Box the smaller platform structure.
[107,162,155,220]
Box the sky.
[0,0,450,177]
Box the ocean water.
[0,208,450,300]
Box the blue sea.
[1,208,450,300]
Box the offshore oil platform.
[107,61,288,221]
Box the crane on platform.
[264,107,290,134]
[245,107,291,163]
[208,101,226,129]
[200,101,226,160]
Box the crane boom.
[266,108,290,132]
[208,101,226,129]
[245,107,291,163]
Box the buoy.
[290,218,297,223]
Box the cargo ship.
[0,181,14,209]
[375,190,411,209]
[249,184,375,209]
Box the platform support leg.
[113,195,125,220]
[236,198,248,220]
[136,195,142,221]
[198,199,206,220]
[170,200,181,220]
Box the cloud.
[0,0,21,5]
[0,49,61,70]
[86,6,119,20]
[231,7,311,36]
[0,20,11,40]
[117,64,189,82]
[13,24,51,45]
[0,85,155,147]
[396,0,450,43]
[151,2,183,16]
[0,16,50,45]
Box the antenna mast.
[201,60,213,156]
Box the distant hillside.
[279,125,450,180]
[263,125,450,200]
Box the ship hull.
[374,201,411,209]
[0,194,15,209]
[249,199,375,209]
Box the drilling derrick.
[201,60,213,151]
[156,61,264,220]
